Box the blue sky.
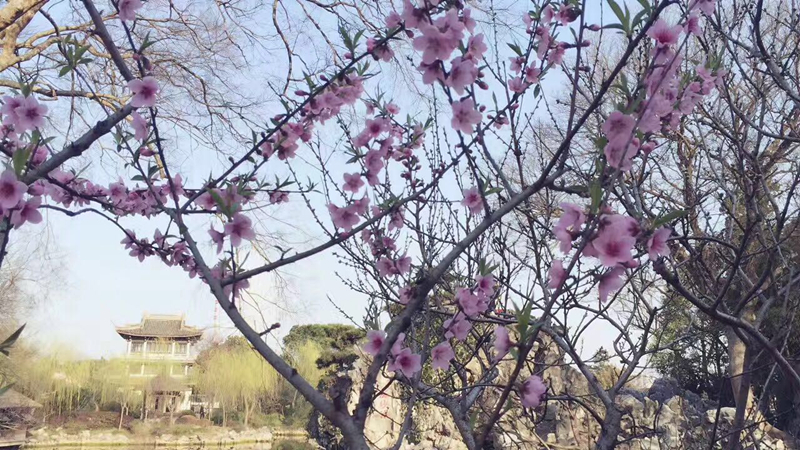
[14,0,629,359]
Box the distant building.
[116,314,203,413]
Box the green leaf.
[653,209,688,228]
[590,180,603,213]
[606,0,627,28]
[209,189,231,217]
[0,325,25,356]
[58,65,73,77]
[12,146,32,175]
[632,9,649,30]
[594,135,608,150]
[603,23,625,31]
[0,383,15,397]
[507,42,523,56]
[485,187,503,195]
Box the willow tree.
[195,337,278,427]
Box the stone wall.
[24,426,307,447]
[312,344,796,449]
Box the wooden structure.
[0,389,41,449]
[116,314,203,413]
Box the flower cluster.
[603,5,723,170]
[550,203,672,303]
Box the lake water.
[25,443,315,450]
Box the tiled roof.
[116,314,203,339]
[0,389,41,409]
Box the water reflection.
[27,442,315,450]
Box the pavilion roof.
[116,314,203,340]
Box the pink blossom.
[591,225,636,267]
[224,214,256,247]
[547,44,565,65]
[525,67,541,84]
[0,170,26,209]
[461,187,483,214]
[127,77,160,108]
[647,227,671,260]
[690,0,715,15]
[364,150,384,173]
[647,19,682,48]
[390,348,422,377]
[269,191,289,204]
[391,333,406,356]
[467,34,487,60]
[602,111,636,141]
[460,8,476,32]
[395,254,412,274]
[343,172,365,193]
[352,196,370,215]
[494,326,513,361]
[521,375,547,408]
[603,214,642,237]
[377,257,396,277]
[131,112,148,141]
[508,77,527,93]
[208,227,225,253]
[419,62,446,85]
[604,137,640,171]
[363,330,386,356]
[684,13,701,36]
[328,203,360,231]
[1,96,23,126]
[385,11,402,28]
[431,342,455,371]
[117,0,142,21]
[451,98,482,134]
[599,266,626,303]
[30,146,47,165]
[476,274,495,296]
[444,313,471,341]
[553,203,586,253]
[13,96,48,131]
[367,38,394,62]
[400,0,426,28]
[542,5,555,23]
[399,284,413,304]
[547,259,566,289]
[536,26,552,59]
[447,57,478,95]
[413,24,457,64]
[556,3,573,25]
[386,103,400,115]
[10,196,42,228]
[509,56,524,73]
[388,209,405,231]
[196,190,218,210]
[457,288,488,317]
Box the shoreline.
[22,428,309,448]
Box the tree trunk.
[595,404,622,450]
[243,397,250,428]
[727,325,754,412]
[727,342,753,450]
[118,404,126,430]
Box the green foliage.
[650,294,729,400]
[195,336,279,427]
[283,324,364,372]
